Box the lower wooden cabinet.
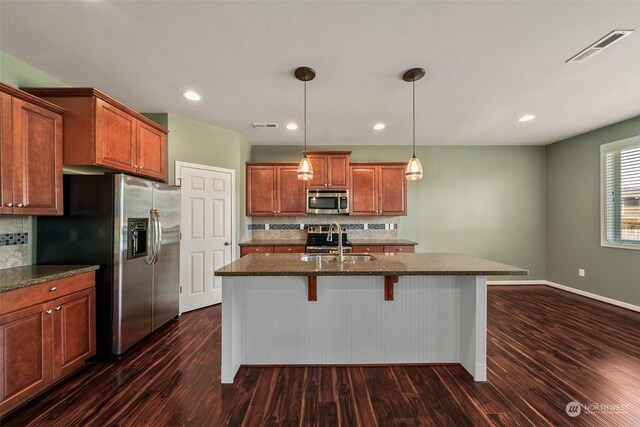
[240,245,306,257]
[0,272,96,415]
[352,245,415,254]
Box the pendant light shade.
[402,68,425,181]
[295,66,316,181]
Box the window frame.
[600,135,640,250]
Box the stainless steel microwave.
[306,189,349,214]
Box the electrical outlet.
[578,268,585,277]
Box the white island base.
[221,275,487,383]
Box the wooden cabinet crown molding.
[21,87,167,134]
[304,150,352,156]
[350,162,407,166]
[0,83,65,115]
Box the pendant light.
[403,68,425,181]
[295,66,316,180]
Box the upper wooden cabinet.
[306,151,351,189]
[350,163,407,216]
[0,84,64,216]
[246,163,306,216]
[22,88,167,182]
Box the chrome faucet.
[327,222,345,263]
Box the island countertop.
[215,253,527,277]
[0,265,100,293]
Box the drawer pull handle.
[46,309,53,315]
[49,287,58,292]
[55,306,61,311]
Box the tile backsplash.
[0,217,32,269]
[247,215,399,240]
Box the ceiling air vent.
[566,30,633,63]
[252,122,279,128]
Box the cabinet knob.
[49,287,57,292]
[398,248,402,251]
[134,165,138,168]
[6,202,13,207]
[55,306,61,311]
[288,248,292,251]
[46,309,53,315]
[16,203,24,208]
[328,184,332,187]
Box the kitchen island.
[215,253,526,383]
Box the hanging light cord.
[304,80,307,155]
[412,78,416,158]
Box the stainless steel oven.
[306,189,349,214]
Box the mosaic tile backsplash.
[0,216,32,269]
[247,216,400,240]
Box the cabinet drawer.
[240,246,274,257]
[0,272,95,315]
[273,245,306,254]
[351,245,385,253]
[383,245,415,254]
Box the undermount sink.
[300,254,377,263]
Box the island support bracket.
[384,275,399,301]
[308,276,317,301]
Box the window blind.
[602,138,640,247]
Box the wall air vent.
[566,30,633,63]
[252,122,279,128]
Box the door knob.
[6,202,13,207]
[224,241,231,246]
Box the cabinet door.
[52,288,96,381]
[277,166,306,216]
[327,154,349,188]
[240,246,274,257]
[95,98,136,172]
[352,245,384,253]
[11,97,63,215]
[136,121,166,181]
[246,166,277,216]
[0,92,12,214]
[306,155,327,189]
[378,165,407,216]
[0,303,53,414]
[350,166,378,216]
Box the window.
[601,136,640,249]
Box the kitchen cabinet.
[306,151,351,189]
[0,84,64,216]
[240,245,305,257]
[0,272,96,415]
[246,163,306,216]
[350,163,407,216]
[352,245,415,254]
[22,88,168,182]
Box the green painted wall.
[0,50,68,87]
[252,145,547,280]
[167,114,251,243]
[546,116,640,306]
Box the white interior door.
[177,162,235,313]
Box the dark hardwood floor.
[3,286,639,426]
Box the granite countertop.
[0,265,100,293]
[239,239,307,246]
[350,239,417,246]
[215,253,527,277]
[239,239,417,246]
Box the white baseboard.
[488,279,640,313]
[544,280,640,313]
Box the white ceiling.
[1,1,639,146]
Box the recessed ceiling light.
[518,114,536,123]
[373,123,386,130]
[286,123,298,130]
[183,91,201,101]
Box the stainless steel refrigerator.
[37,174,180,359]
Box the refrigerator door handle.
[154,210,162,263]
[147,209,157,265]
